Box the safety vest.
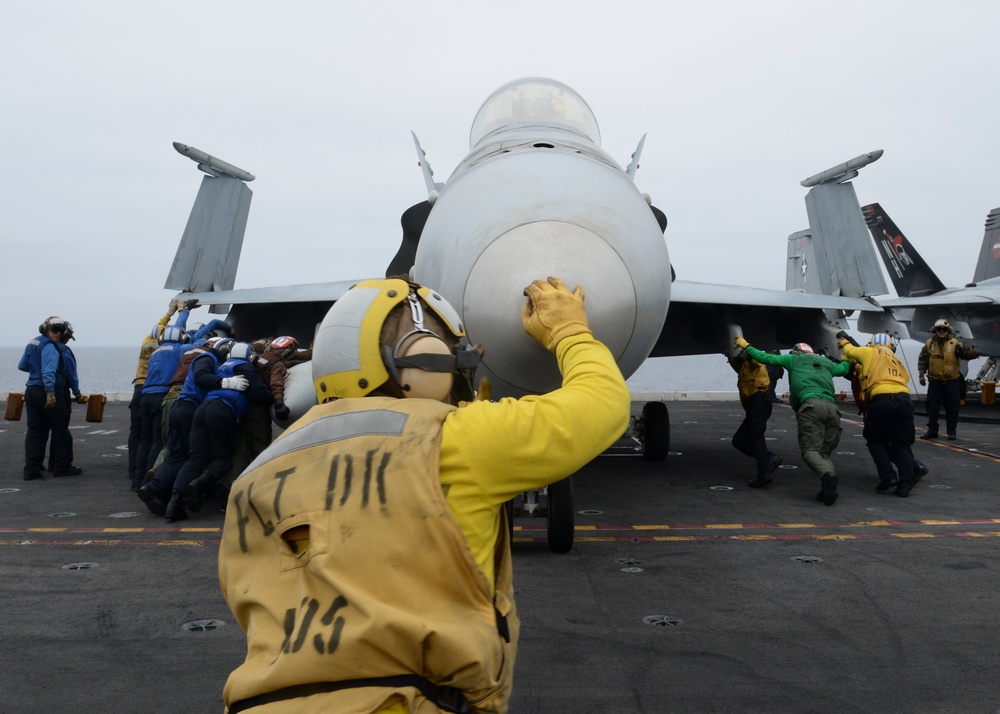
[220,397,517,713]
[925,338,961,380]
[732,356,770,406]
[205,358,251,419]
[143,342,185,394]
[858,346,910,398]
[178,351,220,405]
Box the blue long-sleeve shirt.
[18,336,66,392]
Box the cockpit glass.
[469,78,601,149]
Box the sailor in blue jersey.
[48,321,87,476]
[166,342,272,521]
[134,308,191,490]
[17,317,72,480]
[138,338,235,516]
[134,308,228,491]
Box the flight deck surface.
[1,399,998,713]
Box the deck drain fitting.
[62,562,99,570]
[615,557,645,566]
[710,486,733,491]
[182,619,227,632]
[109,512,140,519]
[621,567,644,573]
[49,512,76,518]
[578,509,603,516]
[0,488,20,494]
[102,453,123,458]
[643,615,683,627]
[790,555,824,564]
[668,451,683,456]
[928,484,952,490]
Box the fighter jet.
[780,147,998,387]
[858,201,1000,383]
[166,78,884,550]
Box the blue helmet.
[160,325,185,344]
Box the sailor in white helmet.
[218,276,630,713]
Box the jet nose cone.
[463,221,637,395]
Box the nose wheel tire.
[640,401,670,461]
[546,477,575,553]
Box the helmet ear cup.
[397,334,454,402]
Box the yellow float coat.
[219,333,631,712]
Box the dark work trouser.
[864,393,916,487]
[926,378,961,437]
[174,400,239,495]
[128,383,143,480]
[732,391,773,477]
[148,398,198,499]
[135,391,166,488]
[24,385,71,477]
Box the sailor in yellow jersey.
[219,276,630,713]
[839,333,919,497]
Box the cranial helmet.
[870,333,891,346]
[933,319,951,331]
[40,316,70,337]
[792,342,814,354]
[207,336,235,360]
[160,325,186,344]
[229,342,254,362]
[270,335,298,360]
[312,278,480,404]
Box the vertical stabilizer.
[802,180,888,298]
[860,203,946,296]
[785,229,815,292]
[165,143,255,313]
[972,207,1000,283]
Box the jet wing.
[176,279,360,306]
[173,279,363,345]
[879,283,999,309]
[648,279,883,358]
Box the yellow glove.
[522,276,590,353]
[458,377,492,408]
[837,338,850,349]
[733,335,749,350]
[74,394,89,404]
[45,392,56,409]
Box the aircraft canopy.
[469,78,601,149]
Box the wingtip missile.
[173,142,255,182]
[800,150,883,188]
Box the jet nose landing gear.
[632,400,670,461]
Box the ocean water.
[0,342,970,398]
[0,346,743,395]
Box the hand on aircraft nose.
[521,276,591,353]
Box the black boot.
[165,490,188,521]
[138,485,167,516]
[185,471,215,513]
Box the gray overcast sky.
[4,1,999,346]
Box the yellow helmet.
[312,278,480,404]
